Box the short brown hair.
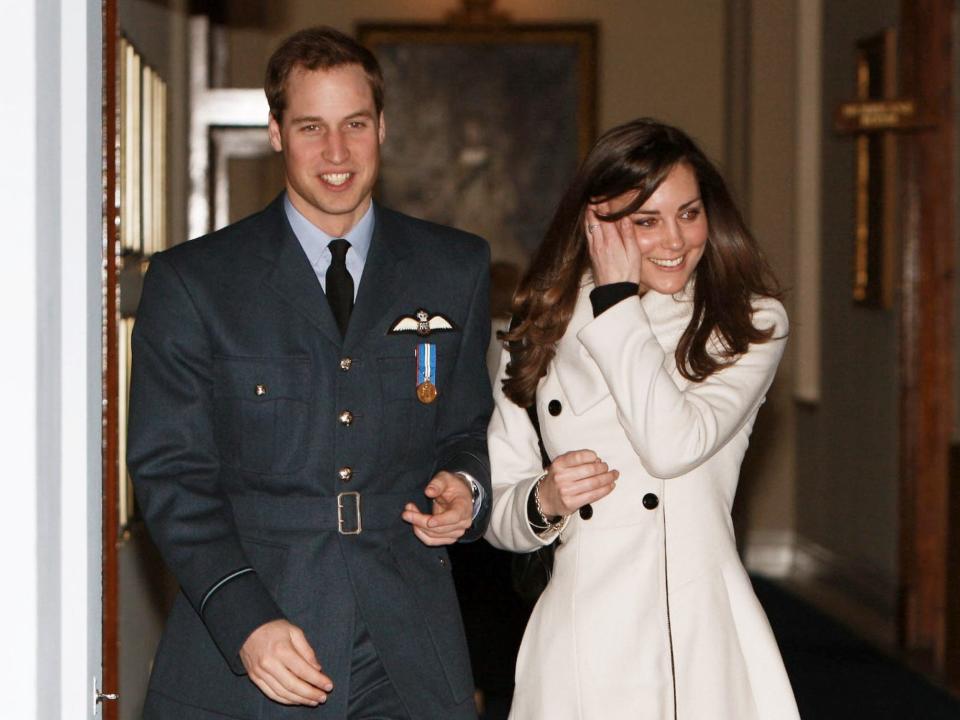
[264,26,384,123]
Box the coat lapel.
[259,197,343,348]
[343,205,414,351]
[553,276,611,415]
[553,276,695,415]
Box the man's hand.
[402,471,474,546]
[537,449,618,518]
[239,619,333,706]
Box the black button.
[548,399,562,416]
[642,493,659,510]
[579,504,593,520]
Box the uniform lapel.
[343,205,413,351]
[260,197,343,348]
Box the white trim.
[793,0,823,403]
[0,3,39,717]
[0,2,102,717]
[60,0,102,717]
[201,567,255,613]
[743,530,898,650]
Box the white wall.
[0,0,103,717]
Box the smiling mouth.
[320,172,353,187]
[647,255,685,268]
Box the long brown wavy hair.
[502,118,782,408]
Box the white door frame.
[0,1,104,717]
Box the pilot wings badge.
[388,308,456,337]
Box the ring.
[587,224,599,233]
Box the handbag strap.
[506,316,593,522]
[507,315,552,468]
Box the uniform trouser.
[347,616,409,720]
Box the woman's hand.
[585,204,642,286]
[537,449,618,518]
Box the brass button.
[255,384,267,396]
[338,466,353,482]
[339,357,353,371]
[338,410,354,426]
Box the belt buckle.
[337,491,362,535]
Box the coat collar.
[552,274,694,415]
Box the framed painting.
[357,21,597,266]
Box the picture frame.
[357,21,597,266]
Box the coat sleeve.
[431,240,494,540]
[483,347,560,553]
[577,294,788,479]
[127,254,283,675]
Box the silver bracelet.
[534,473,570,536]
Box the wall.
[794,0,901,616]
[737,0,797,542]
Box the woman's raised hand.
[585,203,642,286]
[537,449,618,518]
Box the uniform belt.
[229,492,425,535]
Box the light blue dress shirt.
[284,194,374,300]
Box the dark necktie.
[326,238,353,337]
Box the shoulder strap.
[507,316,552,468]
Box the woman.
[484,119,800,719]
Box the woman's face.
[608,162,708,295]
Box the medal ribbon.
[416,343,435,385]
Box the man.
[128,26,492,720]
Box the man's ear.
[378,112,386,144]
[267,113,283,152]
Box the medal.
[416,342,438,404]
[416,380,437,404]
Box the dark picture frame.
[357,21,597,266]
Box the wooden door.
[897,0,958,689]
[102,1,120,716]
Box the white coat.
[485,278,801,720]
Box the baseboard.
[744,530,898,651]
[743,529,797,578]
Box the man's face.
[268,64,385,237]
